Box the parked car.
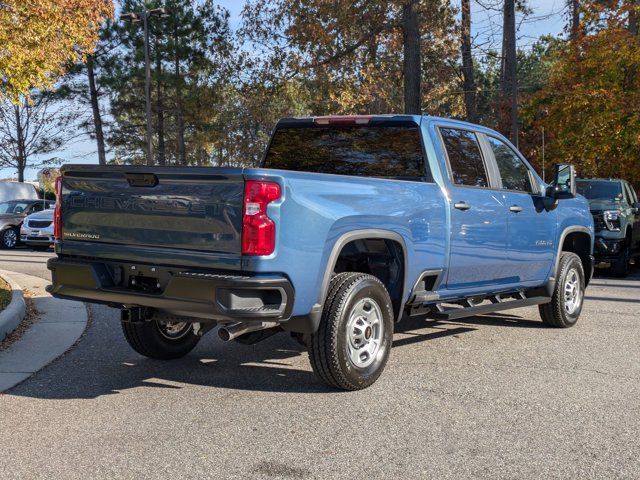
[47,115,594,390]
[576,178,640,276]
[20,206,55,251]
[0,181,38,202]
[0,199,55,249]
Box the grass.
[0,276,11,312]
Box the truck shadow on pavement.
[8,307,544,400]
[392,312,544,348]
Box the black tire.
[308,272,394,391]
[610,244,630,277]
[121,317,200,360]
[0,228,18,249]
[539,252,585,328]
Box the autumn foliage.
[525,2,640,187]
[0,0,113,101]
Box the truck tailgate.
[59,166,244,262]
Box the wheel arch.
[556,226,593,286]
[317,229,409,322]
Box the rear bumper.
[47,257,294,323]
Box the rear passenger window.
[440,128,488,187]
[487,136,533,193]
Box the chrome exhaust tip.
[217,322,277,342]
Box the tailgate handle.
[126,173,158,187]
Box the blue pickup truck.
[47,115,594,390]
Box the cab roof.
[577,177,625,183]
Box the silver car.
[20,206,55,250]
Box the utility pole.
[120,8,169,166]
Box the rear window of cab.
[263,125,431,181]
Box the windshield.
[0,201,31,214]
[576,181,623,202]
[263,125,429,179]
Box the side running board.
[428,295,551,321]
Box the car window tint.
[624,183,635,205]
[486,136,533,193]
[440,128,488,187]
[263,125,429,180]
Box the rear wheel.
[539,252,585,328]
[308,272,394,390]
[1,228,18,249]
[121,317,200,359]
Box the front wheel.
[610,244,630,277]
[308,272,394,390]
[539,252,585,328]
[0,228,18,249]
[121,317,200,359]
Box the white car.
[20,206,55,250]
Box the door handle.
[509,205,523,213]
[454,201,471,211]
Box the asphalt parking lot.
[0,248,639,479]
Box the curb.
[0,272,26,341]
[0,270,88,393]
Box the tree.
[0,92,79,181]
[240,0,458,116]
[460,0,478,122]
[569,0,581,40]
[0,0,113,101]
[526,1,640,189]
[402,0,422,113]
[59,22,120,166]
[105,0,234,166]
[628,0,639,35]
[501,0,519,144]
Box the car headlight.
[604,210,621,231]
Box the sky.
[1,0,567,182]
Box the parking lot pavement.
[0,252,638,479]
[0,248,55,279]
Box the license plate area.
[113,264,171,294]
[129,274,161,293]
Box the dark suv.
[577,178,640,276]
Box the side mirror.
[548,164,577,200]
[633,202,640,214]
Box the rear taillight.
[53,176,62,240]
[242,180,281,256]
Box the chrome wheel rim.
[563,268,582,315]
[346,298,383,368]
[3,229,16,248]
[156,320,191,340]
